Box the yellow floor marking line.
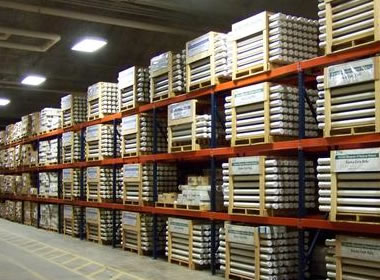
[31,246,49,253]
[61,256,79,265]
[87,267,106,277]
[74,262,94,271]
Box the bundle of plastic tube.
[118,67,150,110]
[63,168,85,199]
[87,167,122,200]
[64,206,85,236]
[222,162,230,207]
[86,124,121,159]
[62,131,82,162]
[318,0,375,51]
[40,108,62,133]
[316,75,325,130]
[86,209,122,242]
[39,172,58,197]
[61,94,87,127]
[87,82,118,117]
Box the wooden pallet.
[230,207,297,217]
[334,213,380,224]
[233,135,297,147]
[329,124,376,137]
[227,273,254,280]
[169,258,208,270]
[155,202,175,208]
[234,63,281,81]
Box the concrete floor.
[0,219,222,280]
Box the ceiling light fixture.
[0,98,10,106]
[21,75,46,86]
[71,38,107,53]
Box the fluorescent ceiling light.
[0,98,10,106]
[21,75,46,86]
[71,38,107,53]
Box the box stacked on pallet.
[24,201,37,226]
[165,218,219,269]
[121,212,166,255]
[40,204,59,231]
[224,83,318,145]
[30,112,40,135]
[122,163,177,205]
[62,131,82,163]
[87,82,118,120]
[39,138,59,165]
[64,205,84,237]
[318,148,380,221]
[86,166,122,202]
[22,173,37,196]
[318,0,380,54]
[231,12,318,80]
[220,224,308,279]
[63,168,85,200]
[121,112,167,157]
[86,207,122,244]
[150,51,186,102]
[40,108,62,133]
[317,57,379,137]
[61,94,87,128]
[39,172,58,198]
[118,66,150,111]
[186,32,230,92]
[21,115,32,138]
[20,144,38,167]
[86,124,120,161]
[325,235,380,279]
[13,121,22,142]
[228,156,316,215]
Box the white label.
[62,132,73,147]
[121,115,137,134]
[61,95,72,110]
[64,205,73,219]
[168,101,192,121]
[187,33,210,58]
[328,58,375,88]
[231,12,266,40]
[168,218,190,235]
[87,84,100,100]
[334,148,380,173]
[150,52,169,73]
[123,164,139,178]
[339,236,380,261]
[118,67,135,89]
[62,169,73,183]
[86,207,99,222]
[122,211,138,226]
[86,125,100,141]
[230,156,260,175]
[232,83,265,107]
[225,224,255,245]
[87,167,99,182]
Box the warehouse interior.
[0,0,379,280]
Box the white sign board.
[87,167,99,182]
[334,148,380,173]
[62,131,73,147]
[64,205,73,219]
[118,66,135,89]
[88,84,101,100]
[150,52,169,73]
[230,156,260,175]
[168,218,190,235]
[86,207,99,222]
[168,101,192,121]
[231,12,266,40]
[122,211,138,226]
[225,224,255,245]
[123,164,140,178]
[61,95,72,110]
[339,236,380,261]
[86,125,100,142]
[187,33,210,58]
[327,58,375,88]
[232,83,265,107]
[62,169,73,183]
[121,115,137,135]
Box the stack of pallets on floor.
[150,51,186,102]
[86,124,120,161]
[61,94,87,128]
[38,138,59,165]
[39,108,62,133]
[165,218,219,270]
[64,205,84,237]
[121,211,166,255]
[317,147,380,223]
[63,168,84,200]
[118,66,150,111]
[318,0,380,54]
[39,172,58,198]
[86,166,122,202]
[219,223,309,279]
[228,156,316,216]
[122,163,177,206]
[86,207,121,244]
[62,131,82,163]
[325,235,380,280]
[121,112,167,157]
[231,11,318,80]
[186,32,230,92]
[87,82,118,120]
[224,82,318,145]
[316,57,380,137]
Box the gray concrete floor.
[0,219,222,280]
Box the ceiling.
[0,0,318,128]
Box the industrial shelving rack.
[2,42,380,279]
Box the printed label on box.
[168,101,192,121]
[61,95,72,110]
[88,84,101,100]
[64,205,73,219]
[187,33,210,58]
[168,218,190,234]
[225,224,255,245]
[338,236,380,261]
[86,208,98,222]
[62,169,73,183]
[123,164,139,178]
[86,125,100,141]
[334,148,380,172]
[122,211,138,226]
[121,115,137,134]
[87,167,99,182]
[232,83,265,106]
[118,66,135,89]
[151,52,169,73]
[62,131,73,147]
[328,58,375,88]
[230,156,260,175]
[231,12,266,40]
